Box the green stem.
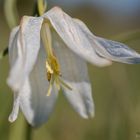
[37,0,47,16]
[26,123,32,140]
[4,0,19,29]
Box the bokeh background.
[0,0,140,140]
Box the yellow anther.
[46,60,53,81]
[50,55,61,75]
[46,60,53,73]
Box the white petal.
[8,27,20,122]
[8,92,20,122]
[18,46,58,127]
[8,27,24,92]
[73,18,140,64]
[94,37,140,64]
[43,7,111,67]
[8,26,19,66]
[53,33,94,118]
[7,16,43,92]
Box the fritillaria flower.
[7,7,140,126]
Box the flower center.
[41,21,72,96]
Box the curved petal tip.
[8,100,19,123]
[8,112,18,123]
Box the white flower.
[7,7,140,127]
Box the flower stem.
[4,0,19,29]
[26,123,32,140]
[37,0,47,16]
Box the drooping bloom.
[7,7,140,126]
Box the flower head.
[7,7,140,126]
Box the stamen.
[59,78,72,90]
[54,77,61,91]
[46,75,55,96]
[41,21,72,96]
[46,60,53,81]
[46,82,52,96]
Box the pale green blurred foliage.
[4,0,19,29]
[0,0,140,140]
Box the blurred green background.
[0,0,140,140]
